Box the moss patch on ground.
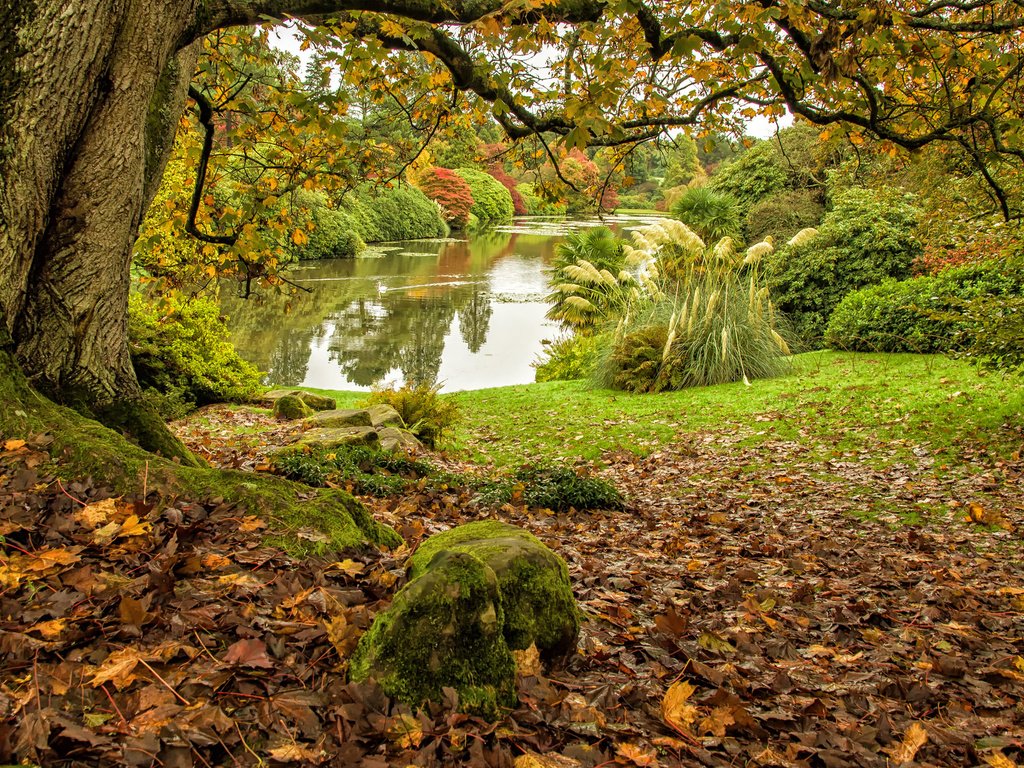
[0,349,399,554]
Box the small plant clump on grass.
[482,465,625,512]
[273,445,454,496]
[363,382,460,448]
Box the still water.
[221,214,663,392]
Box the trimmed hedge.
[296,185,448,260]
[455,167,515,224]
[824,259,1024,353]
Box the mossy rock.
[409,521,579,661]
[262,389,336,412]
[305,409,373,428]
[378,427,422,453]
[349,550,516,718]
[300,427,379,449]
[296,391,336,411]
[366,404,405,429]
[351,521,579,716]
[273,394,312,420]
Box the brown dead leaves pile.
[3,417,1024,766]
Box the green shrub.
[128,294,263,417]
[304,205,366,259]
[483,465,624,511]
[671,186,742,243]
[292,186,447,261]
[953,295,1024,373]
[766,187,922,340]
[455,168,515,224]
[709,141,789,216]
[824,258,1024,353]
[363,382,460,448]
[615,194,656,211]
[273,445,443,496]
[744,189,824,245]
[534,334,603,382]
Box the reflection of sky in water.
[222,213,662,392]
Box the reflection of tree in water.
[458,289,492,353]
[217,227,551,387]
[327,292,460,387]
[265,326,321,385]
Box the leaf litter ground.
[1,408,1023,767]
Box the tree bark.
[2,0,197,412]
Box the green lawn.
[303,351,1022,469]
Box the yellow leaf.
[291,228,308,246]
[661,680,698,734]
[329,558,365,576]
[266,744,324,762]
[117,515,151,538]
[512,643,541,677]
[615,742,660,767]
[31,619,66,639]
[385,713,423,749]
[76,498,118,530]
[514,753,582,768]
[984,753,1018,768]
[698,705,735,737]
[3,439,26,450]
[888,721,927,764]
[90,647,146,689]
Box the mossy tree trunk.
[0,342,401,551]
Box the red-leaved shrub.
[487,164,527,215]
[414,167,474,229]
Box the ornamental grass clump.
[598,220,795,392]
[544,228,656,334]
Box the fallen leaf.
[661,680,698,735]
[385,713,423,749]
[615,742,660,767]
[889,722,928,764]
[222,638,274,668]
[512,643,541,676]
[266,743,324,762]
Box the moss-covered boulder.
[350,521,578,716]
[305,409,373,428]
[366,404,405,429]
[300,427,379,449]
[350,551,516,717]
[262,389,336,411]
[409,521,579,661]
[273,394,312,420]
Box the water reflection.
[221,214,663,392]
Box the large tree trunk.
[3,0,198,414]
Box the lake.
[220,213,664,392]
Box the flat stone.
[304,409,373,428]
[299,427,379,449]
[366,404,405,429]
[378,427,422,453]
